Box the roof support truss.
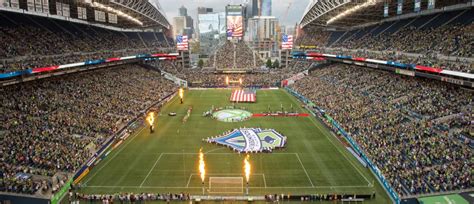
[111,0,170,29]
[300,0,351,28]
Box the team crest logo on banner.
[204,128,287,153]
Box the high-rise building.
[252,0,259,17]
[251,0,272,17]
[198,7,213,14]
[198,12,226,55]
[247,16,279,58]
[173,16,186,37]
[179,6,187,16]
[176,6,194,39]
[260,0,271,16]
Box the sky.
[155,0,311,27]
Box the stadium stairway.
[327,31,346,47]
[333,29,358,46]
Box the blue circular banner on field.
[212,109,252,122]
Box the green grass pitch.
[79,89,391,203]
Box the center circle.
[212,109,252,122]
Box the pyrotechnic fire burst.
[179,88,184,99]
[244,154,251,183]
[199,148,206,182]
[146,112,154,126]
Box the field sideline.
[79,89,391,203]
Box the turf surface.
[79,89,392,203]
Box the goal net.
[209,177,244,194]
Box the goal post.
[209,177,244,194]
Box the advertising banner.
[397,0,403,15]
[428,0,435,10]
[56,2,62,16]
[62,3,70,17]
[396,68,415,76]
[42,0,48,13]
[108,13,117,24]
[27,0,34,11]
[78,6,87,19]
[0,0,10,8]
[34,0,42,13]
[414,0,421,12]
[10,0,18,9]
[94,10,106,22]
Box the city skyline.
[158,0,309,27]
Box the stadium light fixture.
[90,2,143,25]
[327,0,377,25]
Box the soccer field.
[79,89,391,203]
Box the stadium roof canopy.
[1,0,171,30]
[300,0,471,29]
[83,0,170,29]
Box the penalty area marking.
[295,153,315,188]
[186,173,267,188]
[165,152,313,189]
[140,153,164,187]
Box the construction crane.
[282,0,294,25]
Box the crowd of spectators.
[289,64,472,197]
[1,65,176,196]
[0,21,171,73]
[181,71,291,87]
[286,60,315,73]
[335,24,473,58]
[208,41,263,69]
[0,25,168,59]
[294,29,331,48]
[71,192,190,203]
[296,20,473,73]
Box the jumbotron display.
[226,5,243,39]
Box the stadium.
[0,0,472,203]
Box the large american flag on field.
[230,89,256,103]
[282,34,293,50]
[176,35,188,51]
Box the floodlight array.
[90,2,144,25]
[327,0,377,25]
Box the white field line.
[295,153,315,187]
[308,113,372,185]
[83,127,145,185]
[285,90,372,186]
[86,185,371,189]
[140,153,164,187]
[204,147,225,154]
[186,174,193,188]
[162,152,297,155]
[262,173,267,188]
[186,173,265,188]
[443,196,453,204]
